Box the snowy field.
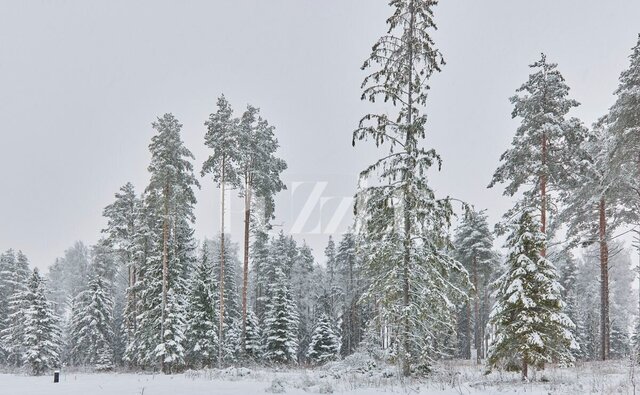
[2,360,638,395]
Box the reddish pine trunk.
[241,174,251,351]
[472,254,480,364]
[599,197,610,361]
[219,157,226,368]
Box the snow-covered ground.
[2,359,637,395]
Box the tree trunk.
[241,173,251,352]
[481,281,488,359]
[161,183,170,373]
[465,302,472,359]
[399,1,416,378]
[599,197,610,361]
[473,254,480,364]
[522,359,528,381]
[219,157,226,369]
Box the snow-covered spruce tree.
[336,232,366,357]
[0,249,15,360]
[244,310,262,360]
[184,242,218,368]
[209,236,243,365]
[251,227,270,321]
[0,250,31,367]
[352,0,468,375]
[453,209,499,362]
[559,117,631,360]
[102,182,141,357]
[488,54,585,250]
[236,104,287,349]
[291,241,316,363]
[135,113,198,373]
[202,94,242,367]
[487,211,578,380]
[155,289,186,371]
[322,237,342,324]
[23,268,61,376]
[123,190,160,368]
[608,243,635,360]
[307,313,340,365]
[552,248,582,359]
[263,267,299,364]
[68,273,115,370]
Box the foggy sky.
[1,1,639,270]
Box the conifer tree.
[488,212,578,380]
[291,242,316,362]
[102,182,141,351]
[68,273,115,370]
[236,105,287,347]
[23,268,61,376]
[251,228,271,321]
[0,250,31,367]
[185,242,218,368]
[453,210,498,362]
[263,268,299,364]
[139,113,198,373]
[608,35,640,226]
[489,54,585,252]
[202,95,242,367]
[559,118,631,360]
[352,0,468,375]
[244,310,262,360]
[307,313,340,365]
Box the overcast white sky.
[1,1,639,270]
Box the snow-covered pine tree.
[488,53,585,249]
[23,268,61,376]
[202,95,242,367]
[0,250,31,367]
[559,117,631,360]
[608,35,640,229]
[488,211,578,380]
[453,209,498,362]
[137,113,198,373]
[352,0,468,375]
[184,242,218,369]
[236,104,287,349]
[307,313,340,365]
[68,273,115,370]
[263,267,299,364]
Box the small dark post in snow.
[53,370,60,383]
